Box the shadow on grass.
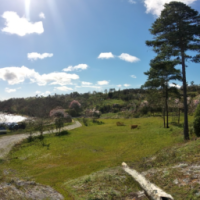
[57,130,70,136]
[170,122,183,128]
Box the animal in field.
[131,125,138,129]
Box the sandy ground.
[0,121,82,159]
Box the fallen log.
[122,162,174,200]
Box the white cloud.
[28,52,53,60]
[5,87,16,93]
[39,12,45,19]
[117,85,122,87]
[131,75,137,78]
[98,52,115,59]
[76,85,101,89]
[129,0,136,4]
[124,84,130,87]
[35,91,41,95]
[54,86,73,92]
[97,80,109,85]
[169,83,181,88]
[0,66,79,86]
[82,81,92,85]
[63,64,88,72]
[1,11,44,36]
[144,0,197,17]
[119,53,140,63]
[36,90,51,96]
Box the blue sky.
[0,0,200,100]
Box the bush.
[92,119,104,125]
[57,130,69,136]
[194,104,200,137]
[194,116,200,137]
[83,118,88,126]
[116,122,125,126]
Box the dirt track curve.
[0,121,82,158]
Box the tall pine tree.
[146,2,200,140]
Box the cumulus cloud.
[39,12,45,19]
[54,86,73,91]
[131,75,137,78]
[124,84,130,87]
[82,81,92,85]
[36,91,51,96]
[119,53,140,63]
[98,52,115,59]
[117,85,122,87]
[5,88,16,93]
[129,0,136,4]
[27,52,53,60]
[169,83,181,88]
[97,80,109,85]
[63,64,88,72]
[144,0,197,17]
[0,66,79,86]
[1,11,44,36]
[36,91,41,95]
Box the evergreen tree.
[146,2,200,140]
[142,58,182,128]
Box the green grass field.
[0,116,193,199]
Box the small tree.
[142,57,182,128]
[34,118,46,140]
[69,100,81,112]
[68,100,82,117]
[55,112,64,135]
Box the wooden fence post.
[122,162,174,200]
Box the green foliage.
[194,104,200,137]
[92,119,104,125]
[82,118,88,126]
[67,108,78,117]
[34,119,46,137]
[146,1,200,139]
[55,117,64,134]
[116,122,124,126]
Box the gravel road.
[0,121,82,158]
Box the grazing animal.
[131,125,138,129]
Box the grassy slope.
[102,99,125,105]
[0,117,192,199]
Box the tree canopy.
[146,1,200,140]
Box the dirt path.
[0,121,82,158]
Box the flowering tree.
[69,100,81,112]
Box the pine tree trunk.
[163,107,165,128]
[166,86,169,128]
[181,50,190,140]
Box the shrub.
[194,116,200,137]
[83,118,88,126]
[116,122,124,126]
[57,130,69,136]
[194,103,200,137]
